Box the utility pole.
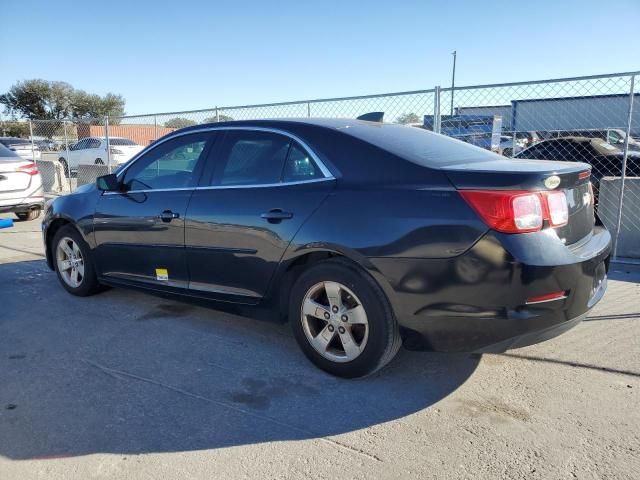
[450,50,457,117]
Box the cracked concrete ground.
[0,213,638,479]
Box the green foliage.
[72,91,125,124]
[396,112,421,124]
[0,79,125,123]
[164,117,197,129]
[0,121,30,137]
[203,114,234,123]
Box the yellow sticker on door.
[155,268,169,281]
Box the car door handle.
[261,209,293,223]
[159,210,180,222]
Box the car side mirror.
[96,173,120,191]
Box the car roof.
[179,117,402,133]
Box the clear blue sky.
[1,0,639,116]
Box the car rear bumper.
[0,199,44,214]
[371,226,611,352]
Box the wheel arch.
[45,217,87,271]
[272,245,397,323]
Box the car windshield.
[0,143,22,160]
[108,138,137,146]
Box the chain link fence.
[10,71,639,260]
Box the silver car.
[0,143,44,221]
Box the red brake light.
[578,170,591,180]
[16,163,39,175]
[460,189,569,233]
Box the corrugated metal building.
[511,93,639,134]
[455,94,638,135]
[456,105,513,129]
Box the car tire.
[15,209,41,222]
[52,225,102,297]
[95,158,104,165]
[58,158,69,177]
[289,258,401,378]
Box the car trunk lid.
[443,158,594,245]
[0,158,34,192]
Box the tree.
[72,91,125,124]
[0,121,30,137]
[164,117,197,129]
[396,112,421,124]
[0,79,125,124]
[203,114,234,123]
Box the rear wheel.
[15,209,40,222]
[52,225,102,296]
[289,258,401,378]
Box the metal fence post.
[29,120,35,161]
[154,115,158,141]
[215,106,219,123]
[105,116,111,173]
[612,74,636,260]
[63,121,72,191]
[433,86,441,133]
[307,102,311,118]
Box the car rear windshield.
[109,138,137,146]
[0,143,22,159]
[344,123,502,167]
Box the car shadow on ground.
[0,259,480,460]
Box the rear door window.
[283,143,322,182]
[212,131,291,186]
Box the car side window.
[213,131,290,186]
[122,133,211,191]
[88,138,101,149]
[283,142,322,182]
[521,144,552,159]
[73,139,89,150]
[608,131,622,144]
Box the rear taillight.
[16,163,39,175]
[543,191,569,227]
[460,189,569,234]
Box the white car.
[0,137,41,162]
[0,143,44,221]
[58,137,144,174]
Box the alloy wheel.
[56,236,85,288]
[300,281,369,363]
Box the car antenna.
[356,112,384,123]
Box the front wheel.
[290,258,401,378]
[52,225,102,296]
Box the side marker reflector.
[526,291,568,304]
